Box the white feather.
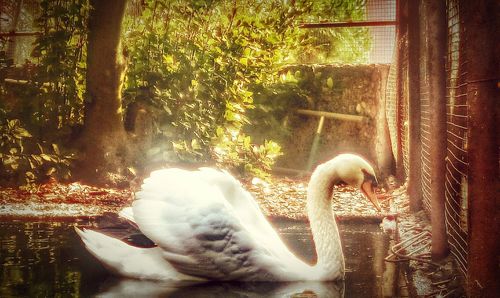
[75,227,183,280]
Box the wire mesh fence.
[366,0,397,21]
[0,0,40,65]
[389,0,470,278]
[385,51,398,162]
[366,0,396,63]
[444,0,468,277]
[299,0,396,64]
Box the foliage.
[29,0,89,130]
[246,77,310,144]
[294,0,372,64]
[123,0,308,175]
[1,0,374,184]
[0,115,74,186]
[122,0,372,177]
[0,0,89,185]
[212,127,282,179]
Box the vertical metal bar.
[306,116,325,171]
[425,0,449,260]
[407,0,422,211]
[463,0,499,295]
[316,116,325,134]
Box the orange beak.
[361,181,381,212]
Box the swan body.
[76,154,379,281]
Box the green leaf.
[239,57,248,66]
[28,157,35,169]
[31,155,43,164]
[46,167,56,176]
[52,143,60,155]
[40,154,52,162]
[327,77,334,88]
[163,54,174,65]
[14,127,32,138]
[26,171,35,179]
[191,139,201,150]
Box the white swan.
[76,153,380,281]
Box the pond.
[0,218,401,297]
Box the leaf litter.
[0,175,392,219]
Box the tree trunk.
[77,0,129,185]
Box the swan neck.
[307,165,345,279]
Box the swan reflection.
[97,278,344,298]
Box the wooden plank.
[296,109,367,122]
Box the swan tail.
[75,227,178,280]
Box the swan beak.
[361,181,381,212]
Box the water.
[0,218,399,297]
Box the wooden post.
[406,0,422,211]
[394,0,406,181]
[425,0,449,260]
[463,0,499,295]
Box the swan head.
[319,154,381,211]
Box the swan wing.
[75,228,180,280]
[132,168,305,281]
[195,168,297,257]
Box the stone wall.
[275,64,394,178]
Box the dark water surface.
[0,218,399,297]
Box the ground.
[0,176,393,219]
[0,175,464,297]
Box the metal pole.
[407,0,422,211]
[306,116,325,171]
[463,0,499,295]
[425,0,449,260]
[299,20,397,29]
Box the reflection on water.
[0,219,396,297]
[97,279,345,298]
